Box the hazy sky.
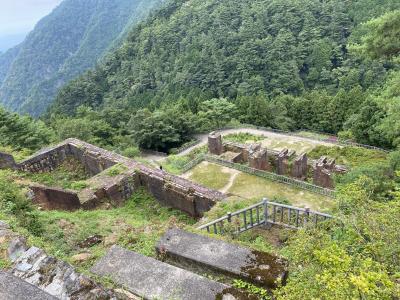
[0,0,63,35]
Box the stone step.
[0,271,57,300]
[91,245,252,300]
[156,228,288,288]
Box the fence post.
[263,198,272,229]
[304,207,310,226]
[227,212,232,223]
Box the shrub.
[0,171,43,235]
[122,146,141,158]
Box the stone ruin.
[208,132,347,189]
[0,138,225,217]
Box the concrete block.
[0,271,57,300]
[157,228,288,288]
[91,245,242,300]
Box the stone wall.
[1,138,224,217]
[29,185,81,211]
[292,153,308,180]
[0,152,16,169]
[208,132,223,155]
[0,221,118,299]
[209,135,348,189]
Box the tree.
[350,10,400,59]
[197,98,238,131]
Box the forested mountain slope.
[52,0,398,113]
[0,0,162,116]
[50,0,400,150]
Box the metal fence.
[171,139,202,154]
[180,154,206,173]
[204,155,336,198]
[198,199,333,234]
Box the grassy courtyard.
[185,162,335,212]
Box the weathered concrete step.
[91,245,250,300]
[0,271,57,300]
[156,228,288,288]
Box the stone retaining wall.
[0,221,117,299]
[29,184,81,211]
[209,133,348,189]
[0,138,223,217]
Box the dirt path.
[220,171,239,194]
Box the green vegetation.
[1,185,194,273]
[0,107,55,151]
[106,164,128,177]
[47,1,400,153]
[233,279,270,300]
[308,145,388,167]
[18,158,89,190]
[162,145,207,174]
[224,133,265,144]
[0,0,162,116]
[0,170,43,236]
[187,162,232,190]
[187,162,334,211]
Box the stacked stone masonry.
[208,133,348,189]
[0,138,225,217]
[0,221,118,299]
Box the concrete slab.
[0,271,57,300]
[157,228,288,288]
[91,245,246,300]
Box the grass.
[6,189,195,274]
[224,132,265,144]
[162,145,208,175]
[187,162,232,190]
[186,162,335,212]
[17,157,90,190]
[0,145,32,162]
[105,163,128,176]
[308,145,387,168]
[229,173,334,212]
[260,136,334,154]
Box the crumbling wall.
[249,149,269,171]
[29,185,81,211]
[138,167,219,217]
[292,153,308,180]
[276,149,290,175]
[0,152,16,169]
[208,132,223,155]
[213,135,347,189]
[18,144,70,173]
[313,157,335,189]
[2,138,223,217]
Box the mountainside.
[51,0,400,116]
[0,0,162,116]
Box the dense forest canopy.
[48,0,400,152]
[0,0,163,117]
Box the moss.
[105,163,128,176]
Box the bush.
[0,171,43,235]
[122,146,141,158]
